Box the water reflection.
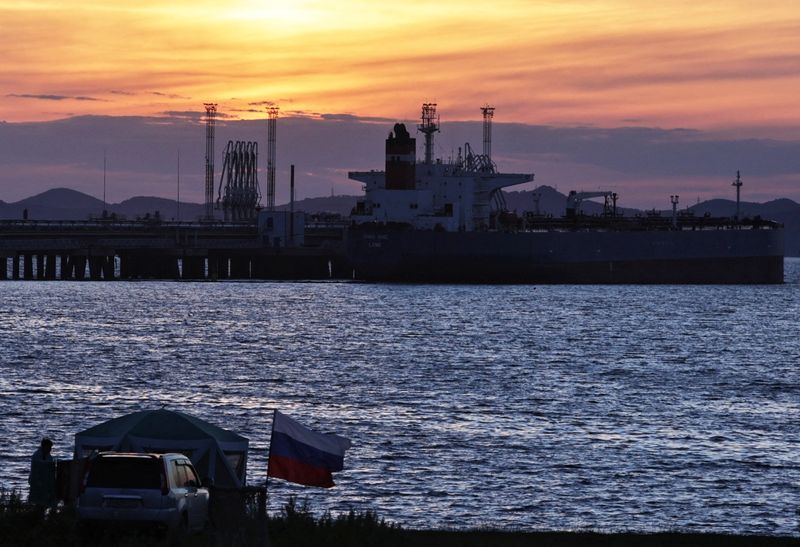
[0,260,797,534]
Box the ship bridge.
[348,108,533,231]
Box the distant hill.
[0,187,348,221]
[2,187,798,255]
[689,198,800,257]
[688,198,800,217]
[503,186,640,217]
[275,195,358,216]
[0,188,210,221]
[114,197,205,221]
[3,188,105,220]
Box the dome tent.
[74,409,248,488]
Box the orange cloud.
[1,0,799,135]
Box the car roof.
[96,451,189,460]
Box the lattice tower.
[267,106,279,211]
[203,103,217,220]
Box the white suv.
[77,452,210,533]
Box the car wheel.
[77,521,96,546]
[170,513,189,546]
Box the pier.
[0,219,352,281]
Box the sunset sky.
[2,0,800,206]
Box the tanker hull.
[347,228,784,284]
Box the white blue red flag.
[267,410,351,488]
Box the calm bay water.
[1,259,798,535]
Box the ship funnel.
[385,123,416,190]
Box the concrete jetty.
[0,217,351,281]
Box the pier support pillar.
[155,256,179,279]
[103,256,115,280]
[60,254,71,280]
[212,256,229,279]
[23,254,33,280]
[88,257,103,280]
[169,257,180,279]
[182,256,204,280]
[45,255,57,280]
[74,256,87,280]
[12,255,20,280]
[230,256,250,279]
[0,257,6,280]
[251,256,266,279]
[330,256,353,279]
[215,256,226,279]
[119,254,132,279]
[35,254,44,279]
[208,256,219,280]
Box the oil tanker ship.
[346,104,784,284]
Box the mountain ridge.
[1,186,797,255]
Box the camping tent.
[74,409,249,488]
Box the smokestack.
[385,124,416,190]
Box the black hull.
[347,229,785,284]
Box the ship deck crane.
[566,190,618,218]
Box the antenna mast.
[481,105,495,159]
[177,147,180,221]
[418,103,439,165]
[732,170,743,222]
[102,149,107,213]
[204,103,217,220]
[267,106,279,211]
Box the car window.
[184,464,200,487]
[86,457,161,489]
[172,461,189,487]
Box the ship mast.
[418,103,439,165]
[481,105,495,160]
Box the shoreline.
[1,501,796,547]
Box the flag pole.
[261,409,277,547]
[266,409,277,492]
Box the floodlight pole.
[670,195,679,229]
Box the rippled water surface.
[1,260,799,535]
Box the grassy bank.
[1,490,796,547]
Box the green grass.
[0,489,796,547]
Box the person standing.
[29,437,56,510]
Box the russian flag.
[267,410,351,488]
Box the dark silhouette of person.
[29,437,56,509]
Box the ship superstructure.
[348,104,533,231]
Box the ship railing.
[0,219,259,232]
[521,216,781,232]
